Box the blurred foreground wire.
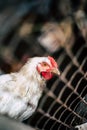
[0,115,35,130]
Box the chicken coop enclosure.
[0,0,87,130]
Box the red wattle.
[41,72,53,80]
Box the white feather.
[0,74,12,84]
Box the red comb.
[48,56,58,68]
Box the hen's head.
[21,56,60,80]
[31,56,60,80]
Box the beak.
[51,68,60,76]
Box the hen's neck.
[17,63,46,105]
[19,62,46,91]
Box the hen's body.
[0,57,46,121]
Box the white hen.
[0,56,60,121]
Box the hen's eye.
[42,62,48,66]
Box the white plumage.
[0,56,59,121]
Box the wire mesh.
[28,40,87,130]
